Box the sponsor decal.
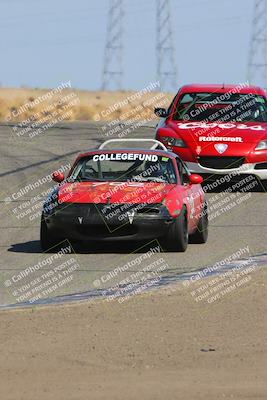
[199,136,243,142]
[177,122,265,131]
[92,153,159,162]
[214,143,228,154]
[187,195,195,218]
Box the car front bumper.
[44,203,175,242]
[185,162,267,180]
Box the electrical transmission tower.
[248,0,267,86]
[102,0,124,90]
[156,0,178,92]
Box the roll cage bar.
[98,138,168,151]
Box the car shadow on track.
[8,240,41,253]
[8,240,157,254]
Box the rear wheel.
[190,202,208,244]
[163,205,188,252]
[261,179,267,192]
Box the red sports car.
[40,139,208,252]
[155,84,267,189]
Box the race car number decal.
[177,122,265,131]
[92,153,159,162]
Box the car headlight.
[161,136,187,148]
[255,140,267,150]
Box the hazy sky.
[0,0,256,91]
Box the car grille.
[198,157,245,170]
[77,225,137,237]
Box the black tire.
[190,202,208,244]
[163,205,188,252]
[260,179,267,192]
[40,215,59,252]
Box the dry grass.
[0,87,172,123]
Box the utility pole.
[248,0,267,86]
[156,0,178,92]
[102,0,124,90]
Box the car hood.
[167,120,267,156]
[58,181,175,204]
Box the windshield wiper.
[68,178,106,182]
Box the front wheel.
[40,215,59,251]
[163,205,188,252]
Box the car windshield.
[68,153,177,184]
[171,92,267,123]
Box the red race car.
[41,139,208,252]
[155,84,267,189]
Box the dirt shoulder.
[0,87,172,122]
[0,267,266,400]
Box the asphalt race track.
[0,122,266,307]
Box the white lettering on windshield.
[92,154,159,162]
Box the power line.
[102,0,124,90]
[156,0,178,92]
[248,0,267,85]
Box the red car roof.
[179,84,266,96]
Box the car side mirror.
[189,174,203,185]
[154,107,169,118]
[52,171,65,183]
